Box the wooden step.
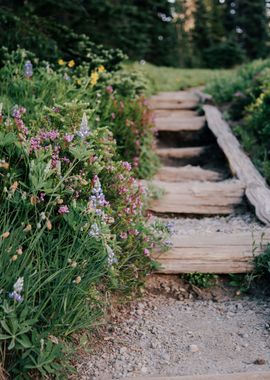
[149,92,198,110]
[156,147,206,160]
[149,99,198,110]
[153,110,198,119]
[153,230,270,274]
[154,166,224,182]
[148,180,244,215]
[122,372,270,380]
[154,116,206,132]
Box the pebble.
[77,296,270,379]
[189,344,199,353]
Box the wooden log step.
[204,104,270,225]
[156,147,206,160]
[123,371,270,380]
[150,91,198,101]
[153,230,270,274]
[149,99,198,110]
[154,116,206,132]
[154,165,224,182]
[148,180,245,215]
[153,110,198,118]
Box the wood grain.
[148,180,244,215]
[154,165,223,182]
[153,230,270,273]
[204,105,270,225]
[154,116,206,132]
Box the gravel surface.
[161,212,269,235]
[77,294,270,379]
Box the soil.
[75,276,270,380]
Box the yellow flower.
[68,59,75,68]
[90,71,99,86]
[98,65,105,73]
[58,59,65,66]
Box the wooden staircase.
[148,91,270,274]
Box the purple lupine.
[24,60,33,78]
[9,277,24,303]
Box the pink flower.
[106,85,113,94]
[129,229,139,236]
[143,248,150,256]
[58,205,69,214]
[111,112,116,120]
[64,134,74,143]
[120,232,128,240]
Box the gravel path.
[162,212,269,236]
[77,293,270,379]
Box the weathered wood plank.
[148,180,244,215]
[123,371,270,380]
[153,231,270,274]
[156,147,206,160]
[154,116,206,132]
[204,105,270,225]
[154,165,223,182]
[149,100,198,110]
[153,110,198,118]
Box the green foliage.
[183,273,218,288]
[1,0,269,69]
[0,49,170,377]
[208,59,270,183]
[127,62,229,94]
[254,244,270,279]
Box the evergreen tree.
[192,0,211,66]
[235,0,269,59]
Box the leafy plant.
[183,273,218,288]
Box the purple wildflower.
[122,161,132,171]
[40,130,59,141]
[9,277,24,303]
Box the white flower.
[77,112,90,138]
[13,277,24,293]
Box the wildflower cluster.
[0,49,166,378]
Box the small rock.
[189,344,199,353]
[119,347,127,354]
[141,366,148,374]
[254,357,266,365]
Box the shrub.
[0,50,167,377]
[0,48,159,178]
[207,59,270,183]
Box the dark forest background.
[0,0,269,68]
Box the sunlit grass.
[125,62,232,94]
